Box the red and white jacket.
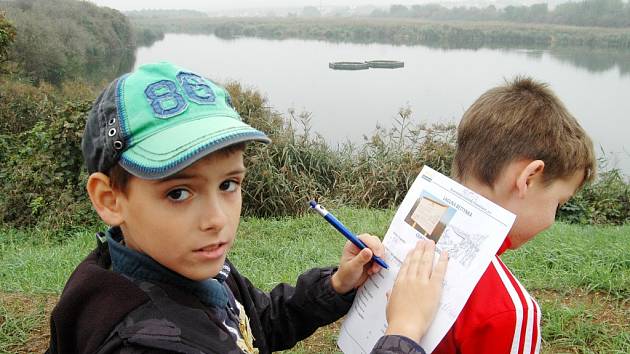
[433,238,541,354]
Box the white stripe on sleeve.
[513,273,535,353]
[492,257,524,354]
[532,297,542,354]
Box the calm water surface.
[135,34,630,175]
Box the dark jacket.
[46,238,425,354]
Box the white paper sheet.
[337,166,516,353]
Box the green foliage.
[130,17,630,50]
[126,9,208,18]
[0,10,15,63]
[0,80,627,230]
[0,98,95,230]
[0,80,58,134]
[377,0,630,28]
[0,0,135,84]
[337,108,455,208]
[226,81,344,217]
[134,26,165,47]
[226,82,456,217]
[558,167,630,225]
[193,84,629,224]
[243,134,342,217]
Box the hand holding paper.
[337,166,515,353]
[385,240,448,342]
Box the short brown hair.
[452,77,595,187]
[108,142,247,193]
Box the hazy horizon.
[88,0,432,11]
[88,0,568,12]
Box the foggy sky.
[87,0,435,12]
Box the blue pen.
[309,200,389,269]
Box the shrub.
[134,27,165,47]
[0,80,58,134]
[226,82,343,217]
[0,11,16,64]
[559,167,630,225]
[0,80,626,232]
[338,108,456,208]
[2,0,135,84]
[0,98,94,229]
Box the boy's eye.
[220,180,239,192]
[167,188,191,201]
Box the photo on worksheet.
[404,191,457,244]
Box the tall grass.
[0,80,628,232]
[239,100,457,216]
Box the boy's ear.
[515,160,545,198]
[86,172,124,226]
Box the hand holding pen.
[310,200,389,268]
[310,200,389,294]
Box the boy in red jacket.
[433,77,595,354]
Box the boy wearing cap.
[46,62,448,354]
[432,77,595,354]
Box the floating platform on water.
[329,60,404,70]
[328,61,370,70]
[365,60,404,69]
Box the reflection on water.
[83,49,136,85]
[548,47,630,77]
[215,31,630,77]
[429,45,630,77]
[134,34,629,175]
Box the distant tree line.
[0,0,135,84]
[125,9,208,18]
[131,17,630,50]
[134,27,165,47]
[374,0,630,28]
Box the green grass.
[0,228,95,294]
[0,293,52,354]
[540,296,630,353]
[0,303,35,353]
[232,208,394,290]
[0,210,629,353]
[503,223,630,298]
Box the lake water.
[135,33,630,175]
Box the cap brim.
[119,115,270,179]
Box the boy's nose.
[200,198,228,232]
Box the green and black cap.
[82,61,270,179]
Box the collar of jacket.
[497,235,512,255]
[106,226,229,309]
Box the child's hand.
[385,239,448,343]
[331,234,385,294]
